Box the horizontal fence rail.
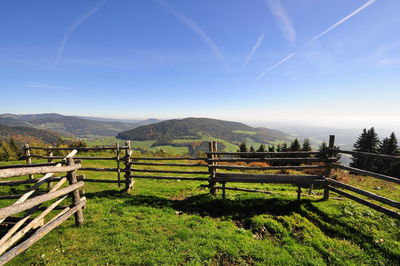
[334,149,400,161]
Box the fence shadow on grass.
[299,201,400,262]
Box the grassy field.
[1,158,399,265]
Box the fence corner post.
[66,156,84,226]
[116,142,121,188]
[124,141,133,193]
[323,135,335,201]
[24,144,33,179]
[207,141,217,196]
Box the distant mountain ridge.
[0,124,60,145]
[117,117,289,144]
[0,113,160,137]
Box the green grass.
[1,159,399,265]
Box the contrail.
[54,1,106,66]
[256,52,294,80]
[257,0,377,79]
[243,32,265,68]
[266,0,296,45]
[159,0,230,71]
[305,0,377,45]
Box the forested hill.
[0,124,60,145]
[117,117,289,144]
[0,113,146,137]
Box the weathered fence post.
[24,144,33,179]
[124,141,133,193]
[116,142,121,188]
[47,146,53,163]
[47,146,54,189]
[207,141,217,196]
[66,157,84,226]
[323,135,335,200]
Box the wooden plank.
[206,151,320,156]
[0,162,59,170]
[327,178,400,209]
[131,169,209,175]
[29,146,123,151]
[328,186,400,219]
[211,165,325,171]
[213,186,272,194]
[131,175,208,181]
[134,157,207,161]
[131,162,207,167]
[0,181,84,220]
[0,164,81,179]
[213,177,326,184]
[334,149,400,161]
[30,155,116,160]
[0,199,86,265]
[208,158,332,163]
[330,163,400,184]
[216,172,323,179]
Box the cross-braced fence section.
[328,146,400,219]
[24,141,132,187]
[0,150,85,265]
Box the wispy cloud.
[26,82,68,90]
[243,32,265,68]
[266,0,296,45]
[257,0,377,79]
[159,0,230,71]
[54,1,106,66]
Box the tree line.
[351,127,399,177]
[237,138,313,154]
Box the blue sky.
[0,0,399,128]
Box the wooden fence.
[0,150,85,265]
[24,142,132,188]
[326,145,400,219]
[129,138,336,200]
[23,135,400,219]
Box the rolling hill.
[117,117,289,144]
[0,113,159,138]
[0,124,61,145]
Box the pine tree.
[376,132,400,176]
[249,146,255,153]
[281,142,289,152]
[257,144,266,152]
[351,127,380,171]
[302,139,312,151]
[268,146,275,152]
[238,142,248,152]
[276,144,281,152]
[290,138,301,151]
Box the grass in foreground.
[0,159,399,265]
